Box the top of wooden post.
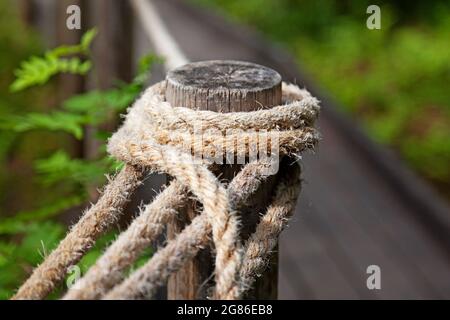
[165,60,282,299]
[165,60,282,112]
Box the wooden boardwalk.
[134,0,450,299]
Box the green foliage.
[0,221,64,299]
[62,54,163,117]
[34,151,120,187]
[2,111,87,139]
[10,55,91,92]
[0,24,160,298]
[195,0,450,194]
[2,52,162,145]
[10,29,97,92]
[0,1,50,217]
[0,195,84,235]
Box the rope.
[103,161,300,300]
[63,180,187,299]
[64,160,275,300]
[239,163,301,294]
[13,165,144,300]
[14,80,320,300]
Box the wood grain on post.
[165,60,282,299]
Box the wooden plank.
[280,217,361,299]
[302,122,449,298]
[136,0,450,299]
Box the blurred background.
[0,0,448,299]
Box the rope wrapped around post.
[13,80,320,300]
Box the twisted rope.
[14,80,319,300]
[108,135,243,299]
[239,163,301,294]
[13,165,144,300]
[63,180,187,299]
[103,161,300,300]
[64,160,274,300]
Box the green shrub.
[0,25,161,298]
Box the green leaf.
[10,56,92,92]
[63,85,139,121]
[0,195,84,235]
[50,45,82,58]
[80,28,98,52]
[134,54,164,85]
[16,221,65,265]
[10,28,96,92]
[1,111,87,139]
[34,151,111,186]
[0,242,15,266]
[62,90,104,113]
[77,232,116,273]
[61,52,162,123]
[103,85,141,111]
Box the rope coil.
[13,81,320,300]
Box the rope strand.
[101,160,278,299]
[13,165,144,300]
[14,81,319,300]
[63,181,187,299]
[239,163,301,294]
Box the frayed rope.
[13,81,320,300]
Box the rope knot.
[14,80,320,301]
[106,81,320,299]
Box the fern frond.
[80,28,98,52]
[0,196,84,235]
[34,151,116,186]
[62,53,161,117]
[10,55,92,92]
[63,85,140,116]
[1,111,87,139]
[48,28,97,58]
[10,28,96,92]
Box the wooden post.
[85,0,133,160]
[165,60,282,299]
[56,0,85,158]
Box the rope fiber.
[13,81,320,300]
